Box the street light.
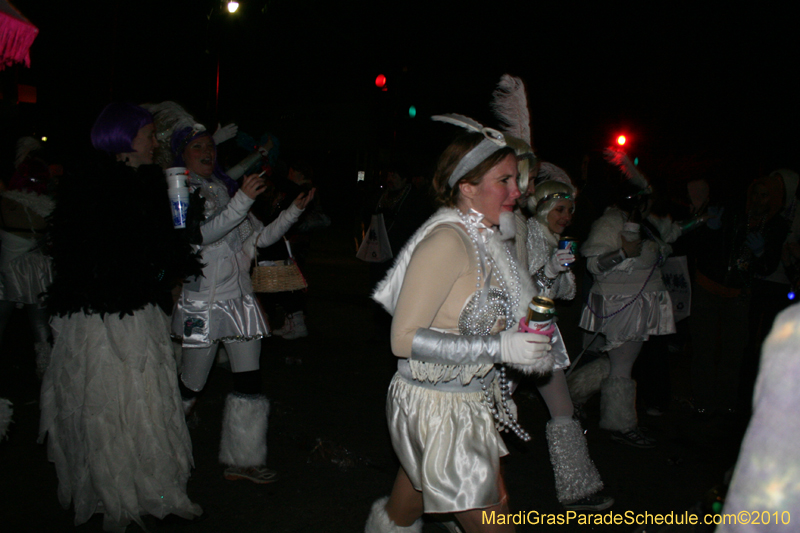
[227,1,239,13]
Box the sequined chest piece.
[459,287,510,336]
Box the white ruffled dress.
[39,304,202,532]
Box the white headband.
[432,114,507,188]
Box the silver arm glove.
[410,328,501,366]
[595,249,627,272]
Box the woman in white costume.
[167,125,313,484]
[523,178,612,510]
[40,103,203,532]
[576,149,684,448]
[367,116,554,533]
[0,137,54,376]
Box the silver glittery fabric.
[458,287,510,336]
[546,417,604,503]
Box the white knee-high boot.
[599,376,637,432]
[567,357,611,405]
[365,497,423,533]
[546,417,604,503]
[219,393,269,467]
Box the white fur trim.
[364,496,423,533]
[567,357,611,405]
[219,394,270,467]
[0,398,12,441]
[599,376,637,432]
[1,190,55,218]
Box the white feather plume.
[142,101,203,143]
[490,74,531,145]
[431,114,485,133]
[603,147,649,190]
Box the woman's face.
[546,199,575,235]
[118,123,156,168]
[460,153,520,226]
[183,135,216,178]
[750,184,771,216]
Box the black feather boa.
[46,159,204,317]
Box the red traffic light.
[375,74,387,88]
[616,135,627,146]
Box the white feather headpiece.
[142,101,206,166]
[603,147,650,190]
[431,114,507,187]
[491,74,531,146]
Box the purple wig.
[90,103,154,155]
[171,126,239,197]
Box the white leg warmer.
[364,497,423,533]
[599,376,637,432]
[546,417,603,503]
[219,393,270,467]
[567,357,611,405]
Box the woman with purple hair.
[39,103,203,531]
[167,125,314,485]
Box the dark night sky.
[4,0,799,194]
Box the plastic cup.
[168,187,190,229]
[165,167,188,190]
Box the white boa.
[1,190,55,219]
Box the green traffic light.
[634,157,639,166]
[408,106,417,118]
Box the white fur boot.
[546,417,603,503]
[567,357,610,405]
[599,376,637,432]
[364,496,423,533]
[219,393,270,467]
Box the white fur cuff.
[219,393,270,467]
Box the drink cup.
[168,187,190,229]
[165,167,188,190]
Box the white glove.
[500,330,551,366]
[212,122,238,145]
[544,249,575,278]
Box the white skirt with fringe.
[386,373,509,513]
[579,289,676,352]
[39,304,202,532]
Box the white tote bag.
[356,213,393,263]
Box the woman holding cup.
[167,126,313,484]
[367,115,554,533]
[40,103,203,531]
[577,149,684,448]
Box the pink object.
[0,0,39,71]
[518,317,556,338]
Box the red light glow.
[375,74,387,88]
[617,135,627,146]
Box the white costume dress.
[373,208,549,512]
[579,207,680,351]
[172,173,301,346]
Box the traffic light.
[408,105,417,118]
[375,74,387,88]
[616,135,626,146]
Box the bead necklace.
[459,208,529,441]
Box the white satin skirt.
[0,244,52,304]
[39,304,201,531]
[579,289,676,351]
[386,373,509,513]
[172,292,269,348]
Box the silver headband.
[431,114,507,188]
[535,192,573,211]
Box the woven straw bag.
[251,238,308,293]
